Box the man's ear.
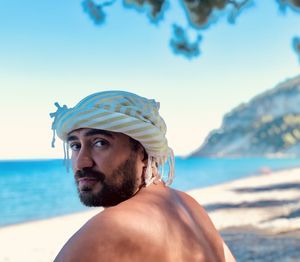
[135,146,148,184]
[138,146,148,168]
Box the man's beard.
[74,153,141,207]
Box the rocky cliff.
[192,75,300,157]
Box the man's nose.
[74,148,94,170]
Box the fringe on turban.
[50,91,174,186]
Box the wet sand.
[0,167,300,261]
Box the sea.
[1,157,300,227]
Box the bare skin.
[54,128,235,262]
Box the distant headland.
[192,75,300,157]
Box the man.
[50,91,235,261]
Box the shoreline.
[4,163,298,229]
[2,166,299,232]
[1,167,300,261]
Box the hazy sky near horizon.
[1,0,300,159]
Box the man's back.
[55,183,234,262]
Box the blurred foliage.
[82,0,300,60]
[170,24,202,59]
[206,114,300,153]
[123,0,166,20]
[253,114,300,149]
[82,0,116,25]
[293,37,300,62]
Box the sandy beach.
[188,166,300,234]
[1,167,300,261]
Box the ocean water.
[1,157,300,227]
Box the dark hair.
[129,137,148,160]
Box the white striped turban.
[50,91,174,186]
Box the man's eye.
[94,140,108,148]
[69,143,81,151]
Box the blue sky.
[1,0,300,159]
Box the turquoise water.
[1,157,300,227]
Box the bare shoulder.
[54,207,164,262]
[54,186,235,262]
[176,190,236,262]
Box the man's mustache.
[75,169,105,182]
